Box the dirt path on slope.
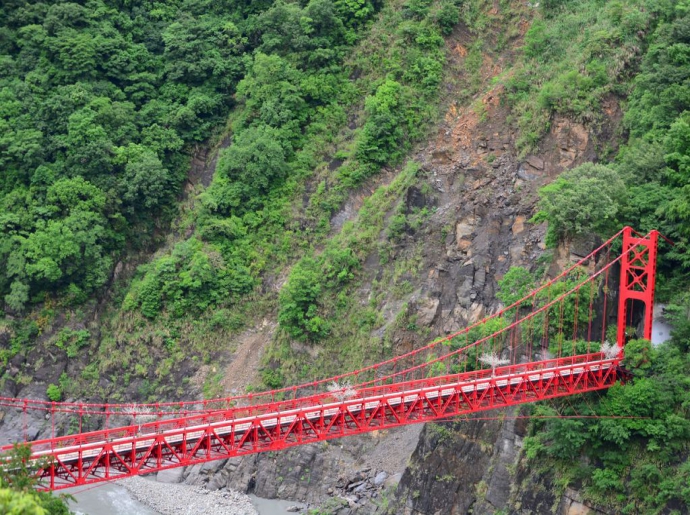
[220,320,277,397]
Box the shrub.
[538,71,595,115]
[54,328,90,358]
[46,383,62,402]
[434,2,459,35]
[590,468,624,493]
[623,339,654,376]
[497,267,535,307]
[278,257,330,341]
[356,79,407,167]
[387,213,408,241]
[124,238,254,319]
[261,368,284,389]
[203,124,290,215]
[524,19,550,59]
[532,163,626,245]
[321,247,360,288]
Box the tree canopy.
[0,0,263,310]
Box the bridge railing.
[13,351,616,457]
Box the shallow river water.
[66,483,305,515]
[67,483,158,515]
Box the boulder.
[373,471,388,486]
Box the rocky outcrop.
[392,412,529,515]
[182,424,422,514]
[396,419,497,514]
[379,76,620,514]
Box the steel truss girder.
[34,356,621,491]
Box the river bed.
[66,482,306,515]
[67,483,159,515]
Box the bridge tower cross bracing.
[616,227,659,350]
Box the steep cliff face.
[0,3,628,512]
[393,413,528,515]
[4,1,684,512]
[380,91,620,515]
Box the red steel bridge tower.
[617,227,659,349]
[0,227,661,491]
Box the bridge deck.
[13,354,620,491]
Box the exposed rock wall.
[180,424,423,514]
[381,82,622,514]
[393,412,529,515]
[382,81,621,515]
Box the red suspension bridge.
[0,227,661,491]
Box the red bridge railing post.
[22,400,27,442]
[617,227,659,351]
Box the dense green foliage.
[532,163,626,246]
[124,0,455,325]
[0,0,396,314]
[527,2,690,511]
[0,445,71,514]
[278,247,359,341]
[531,1,690,290]
[0,488,48,515]
[506,0,657,152]
[0,0,461,402]
[620,4,690,276]
[524,330,690,513]
[0,0,267,311]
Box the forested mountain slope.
[2,0,690,514]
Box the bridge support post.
[617,227,659,350]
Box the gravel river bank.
[67,477,307,515]
[122,477,258,515]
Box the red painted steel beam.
[19,355,622,491]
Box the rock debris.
[122,476,258,515]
